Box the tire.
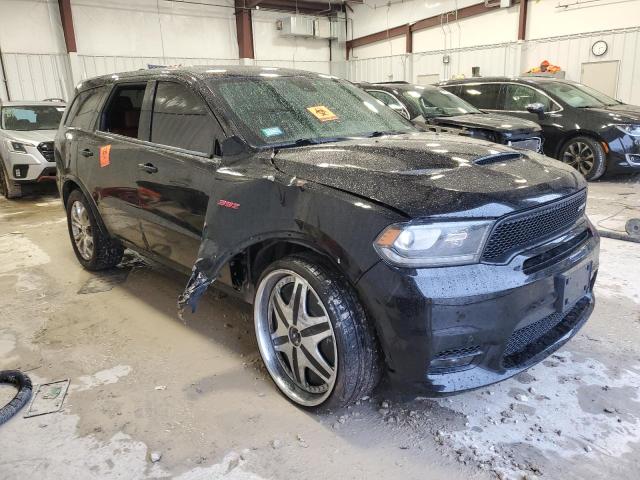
[0,370,32,425]
[254,254,381,411]
[0,162,22,199]
[65,189,124,270]
[559,136,607,181]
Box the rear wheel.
[559,136,607,181]
[65,189,123,270]
[0,162,22,199]
[254,255,381,411]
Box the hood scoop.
[474,152,522,166]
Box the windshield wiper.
[364,130,407,138]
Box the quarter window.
[150,82,215,155]
[456,83,502,110]
[67,87,107,130]
[503,84,553,111]
[100,84,146,138]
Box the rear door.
[89,81,153,247]
[133,80,221,269]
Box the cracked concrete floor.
[0,179,639,480]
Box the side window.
[100,84,146,138]
[367,90,411,120]
[66,87,107,130]
[456,83,502,110]
[503,84,553,111]
[150,82,215,155]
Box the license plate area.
[555,261,592,312]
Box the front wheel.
[254,255,381,410]
[559,136,607,181]
[0,162,22,199]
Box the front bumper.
[356,220,599,394]
[604,130,640,174]
[4,147,56,182]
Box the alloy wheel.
[254,269,338,407]
[562,141,594,176]
[70,200,94,261]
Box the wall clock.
[592,40,608,57]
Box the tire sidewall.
[66,189,99,269]
[255,256,363,411]
[561,136,607,181]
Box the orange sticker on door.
[306,105,338,122]
[99,145,111,168]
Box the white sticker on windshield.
[261,127,284,137]
[56,107,66,112]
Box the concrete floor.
[0,177,639,480]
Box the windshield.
[543,82,621,108]
[401,87,482,118]
[207,74,416,147]
[1,105,65,131]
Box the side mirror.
[526,102,545,116]
[219,135,248,158]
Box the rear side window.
[150,82,215,155]
[66,87,107,130]
[456,83,502,110]
[503,84,553,111]
[100,84,146,138]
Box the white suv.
[0,101,66,198]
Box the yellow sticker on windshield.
[307,105,338,122]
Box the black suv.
[440,76,640,180]
[359,82,543,152]
[56,66,599,410]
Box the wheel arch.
[61,176,110,236]
[554,129,607,158]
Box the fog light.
[14,168,21,177]
[626,154,640,166]
[429,347,482,373]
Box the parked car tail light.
[615,124,640,136]
[374,220,494,267]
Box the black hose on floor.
[0,370,32,425]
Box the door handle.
[81,148,93,157]
[138,163,158,174]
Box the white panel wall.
[352,36,406,60]
[0,0,69,100]
[527,0,640,40]
[252,11,332,74]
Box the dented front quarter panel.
[178,151,404,312]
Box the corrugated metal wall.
[1,52,74,101]
[345,26,640,105]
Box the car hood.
[428,113,541,135]
[584,104,640,123]
[272,133,585,218]
[3,130,57,144]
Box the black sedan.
[440,76,640,180]
[358,82,543,152]
[56,66,598,409]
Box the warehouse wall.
[252,10,331,74]
[346,0,640,104]
[0,0,333,101]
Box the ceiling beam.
[58,0,77,53]
[246,0,343,14]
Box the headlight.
[615,124,640,137]
[9,141,30,153]
[374,220,494,267]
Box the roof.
[439,76,574,86]
[77,65,331,91]
[361,82,439,91]
[0,100,67,107]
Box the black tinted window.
[151,82,214,154]
[503,84,553,111]
[101,84,146,138]
[67,87,106,130]
[456,83,502,110]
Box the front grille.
[509,137,542,152]
[482,190,587,262]
[435,345,481,359]
[37,142,54,162]
[503,297,591,368]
